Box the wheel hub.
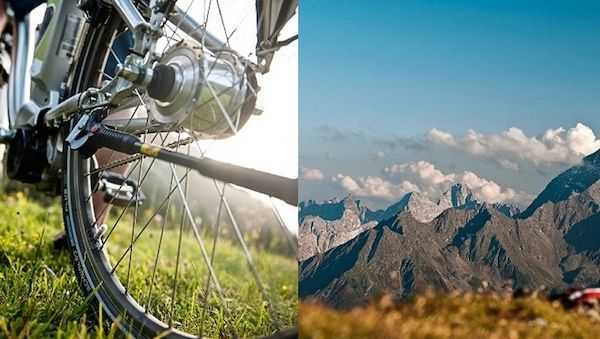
[147,40,250,138]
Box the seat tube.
[8,15,33,126]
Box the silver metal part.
[109,0,147,33]
[44,64,149,127]
[148,40,249,138]
[98,171,145,207]
[43,93,82,126]
[0,127,15,144]
[111,0,162,63]
[114,95,147,111]
[7,0,85,128]
[42,1,163,128]
[99,178,136,201]
[8,16,33,126]
[15,0,85,128]
[64,113,91,149]
[169,7,240,59]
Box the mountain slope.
[298,196,379,261]
[520,149,600,218]
[300,178,600,307]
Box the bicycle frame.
[10,0,251,128]
[4,0,298,205]
[9,0,81,128]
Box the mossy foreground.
[0,193,97,338]
[299,292,600,338]
[0,193,297,337]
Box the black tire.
[63,16,192,339]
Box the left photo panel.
[0,0,297,337]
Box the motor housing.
[5,125,48,183]
[147,40,257,139]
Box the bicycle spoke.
[202,0,213,48]
[125,131,148,292]
[192,135,281,330]
[213,180,282,331]
[199,181,226,337]
[144,182,172,309]
[101,129,185,245]
[202,71,239,135]
[110,46,123,66]
[270,197,298,256]
[107,131,215,260]
[144,135,183,310]
[168,163,238,337]
[162,0,196,53]
[110,168,191,272]
[169,160,189,326]
[215,0,231,48]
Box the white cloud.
[427,123,600,167]
[381,160,533,206]
[384,160,456,186]
[458,171,533,205]
[301,167,325,181]
[331,174,418,201]
[370,150,386,160]
[498,158,519,171]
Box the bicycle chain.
[88,136,195,175]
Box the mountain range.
[298,182,519,261]
[299,149,600,308]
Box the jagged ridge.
[300,151,600,307]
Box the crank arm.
[67,121,298,206]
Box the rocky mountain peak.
[400,191,445,223]
[438,182,476,209]
[298,194,381,261]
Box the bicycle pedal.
[98,171,145,207]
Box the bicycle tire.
[62,3,297,338]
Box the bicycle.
[0,0,298,337]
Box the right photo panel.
[298,1,600,337]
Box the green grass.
[0,193,104,338]
[105,204,298,336]
[0,193,297,337]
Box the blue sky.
[300,0,600,209]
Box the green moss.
[0,193,297,337]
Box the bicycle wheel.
[62,2,297,338]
